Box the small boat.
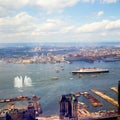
[70,77,74,80]
[51,77,59,80]
[55,69,59,73]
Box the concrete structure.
[4,102,37,120]
[118,81,120,114]
[59,94,78,119]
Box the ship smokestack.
[118,81,120,113]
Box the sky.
[0,0,120,43]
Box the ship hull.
[72,70,109,74]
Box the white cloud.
[32,18,75,36]
[105,20,120,30]
[0,0,80,16]
[0,7,11,17]
[0,0,118,21]
[0,0,29,9]
[0,12,120,43]
[0,13,76,42]
[77,20,120,33]
[97,11,104,17]
[33,0,80,12]
[1,0,117,17]
[0,12,37,35]
[100,0,118,3]
[0,12,37,25]
[80,0,95,3]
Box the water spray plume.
[14,76,32,88]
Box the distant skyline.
[0,0,120,43]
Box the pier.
[74,92,102,107]
[74,92,81,97]
[82,92,102,107]
[111,87,118,93]
[91,89,118,107]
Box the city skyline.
[0,0,120,43]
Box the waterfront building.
[4,102,36,120]
[5,108,35,120]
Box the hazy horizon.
[0,41,120,48]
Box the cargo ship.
[72,67,109,74]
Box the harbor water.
[0,61,119,115]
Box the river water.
[0,61,119,115]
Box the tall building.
[59,94,78,119]
[118,81,120,114]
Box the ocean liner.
[72,67,109,74]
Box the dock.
[91,89,118,107]
[111,87,118,93]
[74,92,81,97]
[82,92,102,107]
[0,96,31,103]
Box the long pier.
[91,89,118,107]
[74,92,102,107]
[111,87,118,93]
[82,92,102,107]
[0,95,40,103]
